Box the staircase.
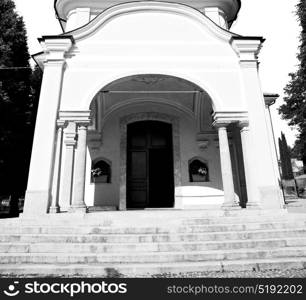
[0,210,306,277]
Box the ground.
[286,197,306,214]
[152,269,306,278]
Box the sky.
[13,0,301,147]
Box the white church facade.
[23,0,285,216]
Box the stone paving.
[286,197,306,214]
[152,269,306,278]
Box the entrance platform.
[0,210,306,277]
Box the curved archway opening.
[88,74,215,135]
[85,74,243,211]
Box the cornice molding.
[264,93,279,107]
[39,36,74,62]
[55,0,241,28]
[213,111,248,124]
[230,37,265,62]
[59,110,92,124]
[61,2,238,42]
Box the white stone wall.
[25,2,284,215]
[59,8,244,111]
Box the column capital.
[76,121,91,128]
[39,36,74,63]
[212,120,232,128]
[43,60,67,69]
[64,132,77,146]
[230,37,264,64]
[59,110,91,126]
[57,120,68,128]
[238,120,249,129]
[212,111,248,128]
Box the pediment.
[55,0,241,28]
[63,2,238,43]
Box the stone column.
[60,126,77,209]
[215,123,237,208]
[239,121,261,209]
[23,37,74,216]
[70,123,89,213]
[49,121,66,213]
[231,37,284,209]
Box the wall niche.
[189,158,209,182]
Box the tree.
[278,132,294,180]
[279,0,306,174]
[0,0,40,213]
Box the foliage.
[91,168,104,177]
[0,0,42,201]
[290,137,304,160]
[278,132,294,180]
[279,0,306,174]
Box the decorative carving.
[198,140,210,151]
[131,75,167,85]
[88,131,102,149]
[89,98,97,131]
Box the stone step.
[0,247,306,264]
[1,210,301,227]
[1,257,305,277]
[0,213,305,277]
[1,237,306,253]
[1,228,306,243]
[183,217,306,226]
[0,221,305,235]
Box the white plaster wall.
[85,108,121,208]
[59,10,245,113]
[51,4,282,211]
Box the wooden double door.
[127,121,174,209]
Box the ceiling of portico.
[89,74,214,131]
[103,74,200,92]
[99,74,210,116]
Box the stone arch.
[95,98,196,144]
[83,73,221,112]
[102,97,195,124]
[188,156,210,183]
[91,157,112,183]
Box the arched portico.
[46,74,254,213]
[81,72,223,112]
[24,0,284,216]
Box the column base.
[49,206,60,214]
[68,206,88,213]
[23,190,50,216]
[221,202,241,211]
[246,201,261,210]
